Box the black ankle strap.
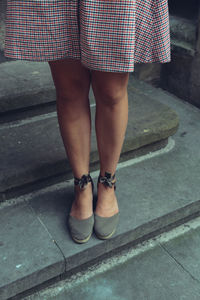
[98,171,116,190]
[74,173,93,190]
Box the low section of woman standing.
[4,0,171,243]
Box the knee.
[93,85,127,107]
[91,71,129,106]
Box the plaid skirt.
[4,0,171,72]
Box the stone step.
[0,81,199,300]
[0,61,55,116]
[170,39,196,57]
[0,76,179,202]
[169,15,196,47]
[23,219,200,300]
[0,50,14,64]
[169,15,196,57]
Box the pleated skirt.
[4,0,171,72]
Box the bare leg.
[48,58,93,219]
[91,70,129,217]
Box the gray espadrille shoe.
[68,173,94,244]
[94,171,119,240]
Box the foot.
[95,181,119,217]
[69,181,93,220]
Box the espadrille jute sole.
[71,231,92,244]
[94,227,116,240]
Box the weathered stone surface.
[0,202,65,300]
[0,75,179,201]
[169,15,196,46]
[163,227,200,282]
[0,61,54,113]
[0,0,6,52]
[33,231,200,300]
[0,78,199,300]
[133,62,161,88]
[189,4,200,108]
[160,1,200,108]
[161,51,193,101]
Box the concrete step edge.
[171,39,196,56]
[1,197,200,300]
[0,138,169,203]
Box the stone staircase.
[0,61,183,299]
[0,61,178,202]
[1,59,200,299]
[1,1,200,298]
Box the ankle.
[98,171,116,190]
[74,173,94,191]
[74,181,93,196]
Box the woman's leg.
[91,70,129,217]
[48,58,93,220]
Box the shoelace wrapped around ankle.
[98,172,116,189]
[74,174,91,190]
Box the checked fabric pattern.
[4,0,171,72]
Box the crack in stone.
[28,202,67,272]
[159,242,200,285]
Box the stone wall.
[0,0,6,50]
[160,0,200,108]
[0,0,9,62]
[188,6,200,107]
